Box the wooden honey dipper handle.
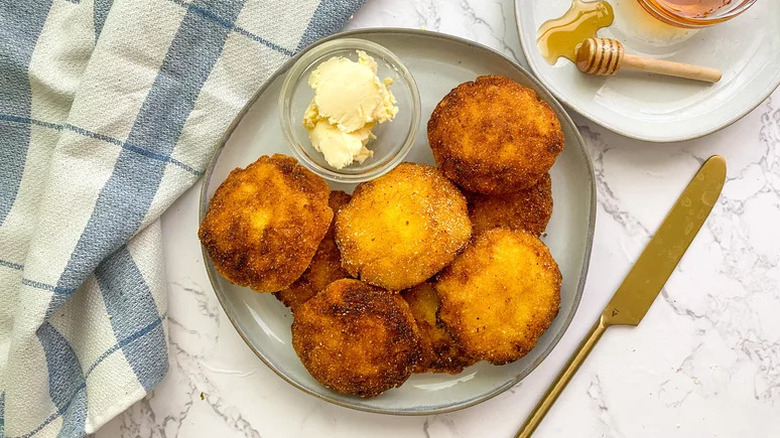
[576,37,722,83]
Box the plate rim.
[198,27,597,416]
[514,0,780,143]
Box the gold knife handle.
[515,316,610,438]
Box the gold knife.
[516,155,727,438]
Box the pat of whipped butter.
[303,50,399,169]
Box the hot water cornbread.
[436,229,561,365]
[274,190,352,310]
[427,75,564,194]
[291,279,422,397]
[401,282,475,374]
[335,162,472,290]
[465,172,553,236]
[198,154,332,292]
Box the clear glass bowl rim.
[636,0,759,27]
[278,37,421,183]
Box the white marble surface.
[97,1,780,437]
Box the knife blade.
[516,155,726,438]
[602,154,726,326]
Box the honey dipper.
[576,37,722,83]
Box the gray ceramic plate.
[199,28,595,415]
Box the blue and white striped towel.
[0,0,365,436]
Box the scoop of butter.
[303,51,398,169]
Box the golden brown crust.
[335,162,472,290]
[436,229,561,365]
[401,282,475,374]
[292,279,422,397]
[427,75,564,194]
[465,173,553,237]
[198,154,332,293]
[275,191,352,310]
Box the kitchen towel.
[0,0,366,436]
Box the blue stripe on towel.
[16,313,166,438]
[52,0,247,296]
[95,247,168,391]
[0,392,5,437]
[36,322,87,438]
[297,0,367,51]
[84,313,166,377]
[0,113,203,175]
[21,278,75,294]
[0,258,24,270]
[165,0,295,56]
[33,4,248,432]
[93,0,114,38]
[0,0,54,225]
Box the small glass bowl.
[635,0,758,28]
[279,38,420,183]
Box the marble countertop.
[97,0,780,437]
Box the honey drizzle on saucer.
[537,0,615,65]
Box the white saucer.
[515,0,780,142]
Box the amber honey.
[536,0,614,65]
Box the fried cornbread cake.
[401,282,474,374]
[465,172,553,236]
[292,279,422,397]
[198,154,332,292]
[275,191,352,310]
[335,162,472,290]
[427,75,564,194]
[436,229,561,365]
